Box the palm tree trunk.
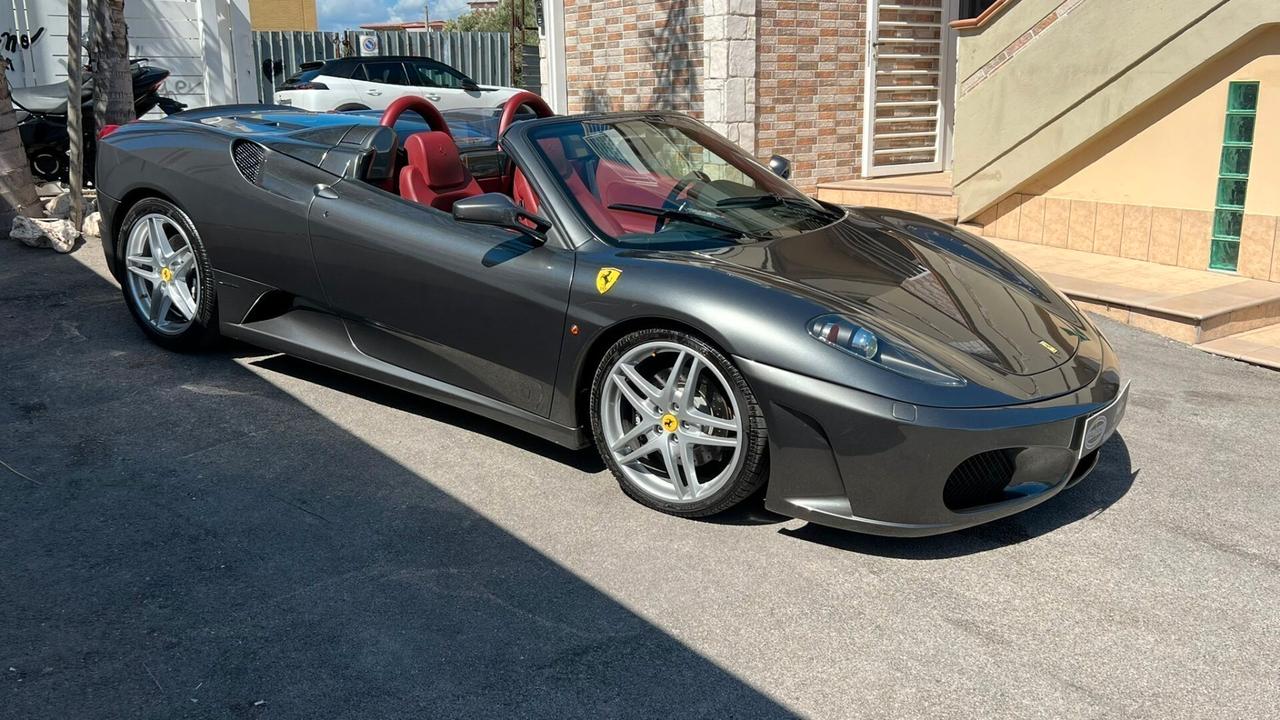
[93,0,133,128]
[0,68,40,227]
[66,0,87,227]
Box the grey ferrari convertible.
[95,92,1128,536]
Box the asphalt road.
[2,236,1277,720]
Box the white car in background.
[274,55,524,113]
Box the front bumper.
[739,355,1128,537]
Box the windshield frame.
[516,112,839,249]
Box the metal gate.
[861,0,957,177]
[252,31,515,104]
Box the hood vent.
[231,140,266,184]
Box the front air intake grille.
[231,140,266,184]
[943,449,1019,510]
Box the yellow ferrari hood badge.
[596,267,622,295]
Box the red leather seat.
[399,131,483,212]
[512,168,539,213]
[535,138,625,236]
[595,159,679,234]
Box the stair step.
[985,238,1280,347]
[817,179,954,197]
[816,187,958,222]
[1194,324,1280,370]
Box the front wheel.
[589,329,768,517]
[118,197,219,351]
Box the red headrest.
[404,131,468,189]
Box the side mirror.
[768,154,792,179]
[462,79,482,92]
[453,193,550,242]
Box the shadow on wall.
[577,0,700,113]
[0,239,794,719]
[647,0,700,112]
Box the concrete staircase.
[986,239,1280,369]
[816,172,958,224]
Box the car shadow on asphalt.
[779,435,1137,559]
[0,241,796,719]
[245,350,608,474]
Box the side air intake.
[231,140,266,184]
[943,448,1020,510]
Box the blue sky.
[317,0,474,31]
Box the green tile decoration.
[1216,178,1248,208]
[1220,146,1252,177]
[1210,239,1240,270]
[1213,208,1244,238]
[1228,82,1259,112]
[1210,81,1260,271]
[1223,115,1255,144]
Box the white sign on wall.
[1,0,256,110]
[357,34,379,57]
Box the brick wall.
[756,1,866,192]
[249,0,318,31]
[563,0,703,114]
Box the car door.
[406,59,481,112]
[306,178,574,416]
[347,60,413,110]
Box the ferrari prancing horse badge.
[596,267,622,294]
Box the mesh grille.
[231,140,266,184]
[943,449,1019,510]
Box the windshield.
[527,117,841,249]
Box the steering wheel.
[654,170,711,231]
[379,95,451,137]
[498,91,555,137]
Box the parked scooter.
[11,59,188,184]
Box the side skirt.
[221,306,591,450]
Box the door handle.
[313,184,338,199]
[426,94,441,101]
[366,89,382,96]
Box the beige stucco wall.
[1023,28,1280,217]
[952,0,1280,220]
[955,0,1061,82]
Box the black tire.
[589,328,769,518]
[117,197,220,352]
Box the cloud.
[317,0,474,31]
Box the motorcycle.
[10,59,188,184]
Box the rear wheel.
[590,329,768,517]
[118,197,219,351]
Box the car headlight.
[808,314,966,387]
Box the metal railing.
[252,31,521,103]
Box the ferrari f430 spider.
[95,93,1128,536]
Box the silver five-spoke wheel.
[124,213,201,336]
[600,340,744,504]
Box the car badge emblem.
[661,413,679,433]
[596,267,622,295]
[1039,340,1059,355]
[160,267,173,283]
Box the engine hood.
[689,209,1088,380]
